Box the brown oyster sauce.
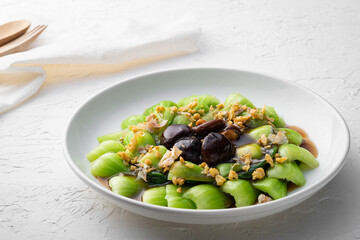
[97,125,318,200]
[284,126,318,193]
[97,176,111,190]
[232,133,255,147]
[287,126,318,158]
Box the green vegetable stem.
[121,115,146,130]
[109,175,146,197]
[87,140,125,162]
[90,153,130,178]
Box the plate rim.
[62,67,350,217]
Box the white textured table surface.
[1,0,360,239]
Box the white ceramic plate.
[63,68,350,224]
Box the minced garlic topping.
[228,170,238,180]
[130,158,138,165]
[266,116,275,122]
[214,111,226,120]
[275,157,288,163]
[144,159,152,165]
[155,106,165,113]
[178,100,198,114]
[257,134,268,146]
[226,103,242,121]
[129,125,145,133]
[233,115,251,126]
[198,162,226,185]
[158,146,182,172]
[209,168,220,177]
[243,153,252,165]
[185,163,194,168]
[198,109,205,115]
[215,175,227,186]
[201,164,210,175]
[199,162,207,168]
[268,131,288,145]
[193,113,201,120]
[196,119,206,126]
[155,150,162,159]
[176,187,182,193]
[248,107,264,120]
[169,106,178,113]
[188,109,197,114]
[242,164,250,172]
[172,177,185,186]
[236,147,252,166]
[126,132,144,152]
[265,153,274,167]
[258,130,288,146]
[216,103,224,109]
[257,194,272,204]
[117,152,131,163]
[260,105,266,115]
[252,168,265,180]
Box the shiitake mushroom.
[161,120,238,166]
[174,136,202,164]
[201,132,235,166]
[160,124,193,149]
[192,119,226,137]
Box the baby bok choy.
[86,92,319,210]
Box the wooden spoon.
[0,20,31,46]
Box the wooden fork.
[0,25,47,57]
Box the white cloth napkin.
[0,12,199,113]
